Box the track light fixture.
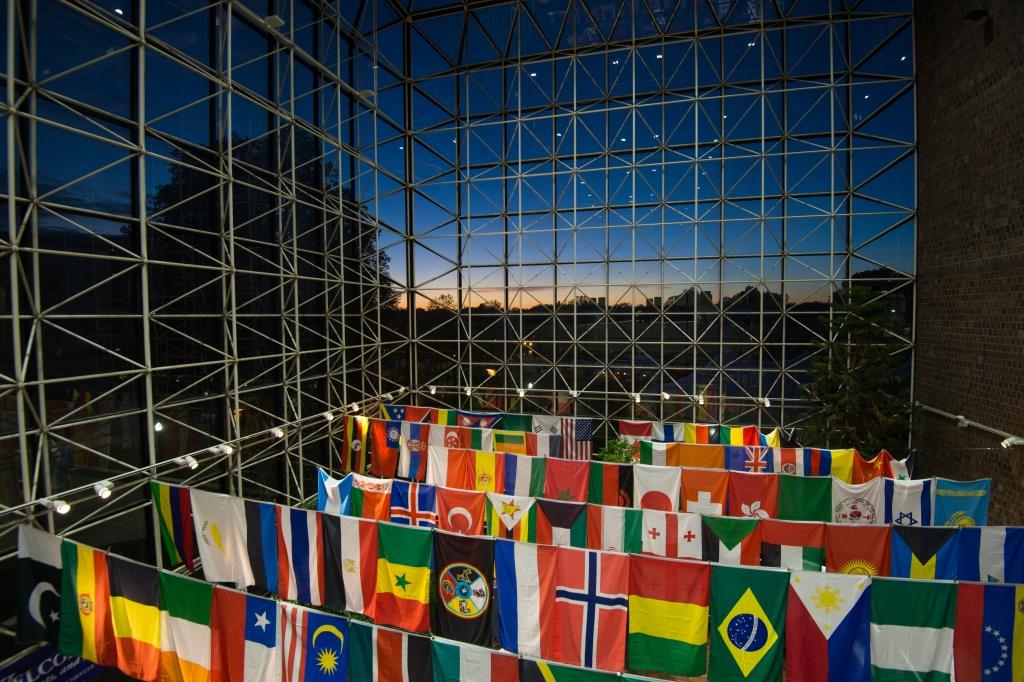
[154,421,164,432]
[1001,437,1024,449]
[93,481,113,499]
[763,397,771,408]
[527,382,533,389]
[465,387,472,396]
[174,455,199,470]
[955,415,968,428]
[349,403,360,412]
[429,386,436,395]
[383,393,394,401]
[633,393,641,404]
[271,427,285,439]
[518,389,525,398]
[698,393,705,405]
[323,411,335,422]
[42,499,71,515]
[661,391,671,400]
[569,390,579,398]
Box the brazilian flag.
[709,564,788,681]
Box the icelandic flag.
[956,527,1024,583]
[389,481,438,528]
[317,469,351,515]
[785,571,871,682]
[398,422,431,481]
[883,478,931,526]
[933,478,990,526]
[277,507,325,605]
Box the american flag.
[560,417,594,460]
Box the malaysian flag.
[559,417,594,460]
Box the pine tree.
[799,286,911,455]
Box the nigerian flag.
[709,564,788,681]
[870,578,956,681]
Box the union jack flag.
[743,446,770,473]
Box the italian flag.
[870,578,956,681]
[430,638,519,680]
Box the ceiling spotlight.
[154,421,164,432]
[1001,437,1024,449]
[42,499,71,515]
[569,390,579,398]
[264,14,285,30]
[271,427,285,439]
[527,382,533,389]
[661,391,671,400]
[349,402,360,412]
[397,387,406,394]
[323,411,335,422]
[93,481,113,499]
[465,387,472,396]
[698,393,706,406]
[763,397,771,408]
[221,444,234,456]
[633,393,641,404]
[955,415,968,428]
[383,393,394,401]
[518,389,526,398]
[174,455,199,470]
[429,385,437,395]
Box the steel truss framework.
[0,0,914,612]
[381,0,915,441]
[0,0,405,575]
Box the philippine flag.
[785,571,871,682]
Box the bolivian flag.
[59,540,116,666]
[373,523,432,632]
[628,555,710,676]
[108,555,161,680]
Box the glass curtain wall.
[400,0,915,441]
[0,0,398,578]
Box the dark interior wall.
[913,0,1024,524]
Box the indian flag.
[870,578,956,681]
[628,555,709,676]
[159,572,212,682]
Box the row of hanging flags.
[311,469,1011,580]
[339,404,788,472]
[21,485,1024,682]
[355,437,989,528]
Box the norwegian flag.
[560,418,594,460]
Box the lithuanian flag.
[108,555,161,680]
[373,523,432,632]
[59,540,116,666]
[628,554,710,676]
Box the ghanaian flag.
[58,541,116,666]
[108,555,161,680]
[373,523,432,632]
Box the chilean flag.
[785,571,871,682]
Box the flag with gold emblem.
[785,571,870,682]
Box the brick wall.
[913,1,1024,525]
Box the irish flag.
[158,572,212,682]
[870,578,956,681]
[627,555,709,676]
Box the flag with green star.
[373,523,433,632]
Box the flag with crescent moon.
[17,526,63,645]
[436,487,486,536]
[280,603,349,682]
